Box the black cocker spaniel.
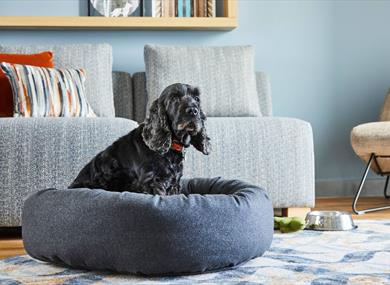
[70,83,211,195]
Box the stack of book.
[143,0,217,17]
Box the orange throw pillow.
[0,51,54,117]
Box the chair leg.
[352,153,390,215]
[384,175,390,199]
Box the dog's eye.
[194,96,200,102]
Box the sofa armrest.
[0,117,137,226]
[184,117,314,208]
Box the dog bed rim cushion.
[22,177,274,276]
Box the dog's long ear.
[191,110,211,155]
[142,98,172,154]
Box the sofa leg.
[281,208,311,219]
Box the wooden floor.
[314,197,390,220]
[0,228,24,260]
[0,197,389,260]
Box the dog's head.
[142,83,211,155]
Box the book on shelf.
[143,0,152,16]
[143,0,162,17]
[163,0,176,17]
[196,0,207,17]
[191,0,196,17]
[206,0,216,17]
[176,0,183,17]
[142,0,217,17]
[177,0,192,17]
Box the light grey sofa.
[0,44,314,227]
[0,76,137,227]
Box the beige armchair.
[351,90,390,214]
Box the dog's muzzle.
[177,120,202,134]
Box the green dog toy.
[274,217,306,233]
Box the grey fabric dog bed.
[22,177,273,276]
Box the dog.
[70,83,211,195]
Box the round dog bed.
[22,177,273,276]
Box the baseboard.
[316,178,389,197]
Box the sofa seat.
[184,117,314,208]
[0,117,138,226]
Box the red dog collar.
[171,140,184,153]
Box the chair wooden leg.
[281,207,311,219]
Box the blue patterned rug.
[0,220,389,285]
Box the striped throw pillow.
[0,62,96,117]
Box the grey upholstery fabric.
[256,72,273,116]
[22,177,273,275]
[183,117,315,208]
[0,44,115,117]
[144,45,261,117]
[131,72,271,123]
[132,72,148,123]
[112,71,133,119]
[0,118,137,226]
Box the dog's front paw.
[167,185,181,195]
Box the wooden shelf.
[0,0,237,30]
[0,16,237,30]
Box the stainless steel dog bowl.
[305,211,357,231]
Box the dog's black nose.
[186,107,199,116]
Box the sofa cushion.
[144,45,261,117]
[0,51,54,117]
[0,44,115,117]
[1,63,96,117]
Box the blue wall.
[1,1,390,187]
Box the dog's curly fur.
[70,83,211,195]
